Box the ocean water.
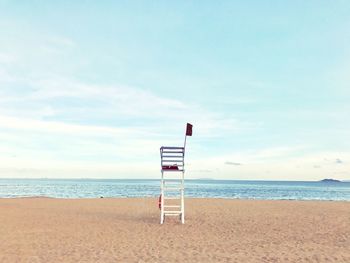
[0,179,350,201]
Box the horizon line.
[0,177,348,182]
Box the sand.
[0,198,349,263]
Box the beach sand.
[0,198,349,263]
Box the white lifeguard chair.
[159,123,192,224]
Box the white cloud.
[0,53,17,64]
[225,161,242,165]
[0,115,127,136]
[47,36,76,48]
[0,69,14,83]
[0,76,244,179]
[0,73,244,137]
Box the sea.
[0,179,350,201]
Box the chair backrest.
[160,146,185,171]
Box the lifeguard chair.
[159,123,193,224]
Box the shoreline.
[1,196,350,202]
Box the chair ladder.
[160,146,185,224]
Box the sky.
[0,1,350,180]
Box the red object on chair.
[162,165,179,170]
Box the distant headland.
[320,179,342,183]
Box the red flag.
[186,123,193,136]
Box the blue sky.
[0,1,350,180]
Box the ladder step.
[160,146,184,150]
[163,187,183,191]
[163,180,182,182]
[164,197,180,200]
[164,205,181,208]
[164,210,182,214]
[162,169,185,173]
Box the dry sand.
[0,198,349,263]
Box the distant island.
[320,179,342,183]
